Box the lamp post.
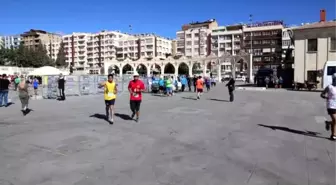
[248,14,254,83]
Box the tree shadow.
[207,98,229,102]
[258,124,329,140]
[114,113,133,120]
[182,97,197,100]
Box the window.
[327,66,336,76]
[194,48,198,52]
[194,41,198,45]
[194,33,199,37]
[186,41,192,45]
[307,39,317,52]
[186,34,192,38]
[331,38,336,51]
[307,70,317,82]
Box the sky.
[1,0,335,38]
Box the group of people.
[151,75,217,96]
[100,72,145,124]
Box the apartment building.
[171,40,177,56]
[294,10,336,87]
[21,29,62,61]
[116,35,140,59]
[0,37,3,49]
[63,33,90,72]
[282,27,296,65]
[176,19,218,57]
[242,21,284,71]
[211,25,243,56]
[3,35,21,49]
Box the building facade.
[176,19,218,57]
[3,35,21,49]
[294,21,336,86]
[21,29,62,61]
[242,21,284,71]
[0,36,3,49]
[282,27,296,61]
[63,31,172,74]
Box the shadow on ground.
[114,113,133,120]
[207,98,229,102]
[90,113,107,120]
[22,108,33,116]
[258,124,329,140]
[182,97,197,100]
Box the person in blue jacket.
[159,76,165,94]
[181,75,187,92]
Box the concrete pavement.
[0,84,335,185]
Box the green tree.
[55,42,67,67]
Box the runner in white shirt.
[321,73,336,141]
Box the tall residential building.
[242,21,284,71]
[176,19,218,57]
[171,40,177,56]
[211,25,243,56]
[0,36,3,49]
[3,35,21,49]
[21,29,62,61]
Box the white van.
[323,61,336,89]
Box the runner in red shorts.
[128,72,145,122]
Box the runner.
[196,76,204,99]
[321,73,336,141]
[128,72,145,122]
[165,76,173,96]
[99,74,117,124]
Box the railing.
[34,75,152,99]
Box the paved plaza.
[0,84,335,185]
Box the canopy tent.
[28,66,69,76]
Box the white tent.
[28,66,69,76]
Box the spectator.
[0,74,10,107]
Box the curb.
[237,87,266,91]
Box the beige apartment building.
[63,31,172,74]
[176,19,218,57]
[293,11,336,86]
[21,29,62,61]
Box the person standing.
[14,75,20,91]
[226,76,235,102]
[187,75,192,92]
[33,77,39,96]
[0,74,10,107]
[181,76,187,92]
[165,76,173,96]
[99,74,117,124]
[18,76,30,115]
[58,73,66,100]
[205,77,211,92]
[196,76,204,99]
[128,72,145,122]
[193,75,197,92]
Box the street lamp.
[248,14,254,83]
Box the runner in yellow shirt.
[99,74,117,124]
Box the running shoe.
[330,135,336,141]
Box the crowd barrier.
[39,75,151,99]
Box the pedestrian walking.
[18,76,30,115]
[226,76,235,102]
[196,76,204,99]
[99,74,117,124]
[193,75,197,92]
[321,73,336,141]
[128,72,145,122]
[0,74,10,107]
[58,73,66,100]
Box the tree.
[55,42,67,67]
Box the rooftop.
[294,21,336,30]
